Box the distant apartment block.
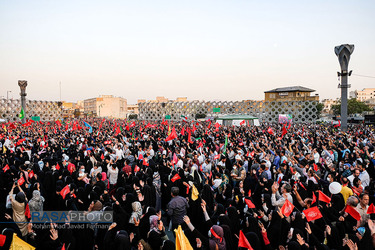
[353,88,375,102]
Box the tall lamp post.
[7,91,12,100]
[335,44,354,132]
[18,80,28,124]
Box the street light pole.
[18,80,28,124]
[335,44,354,132]
[7,91,11,100]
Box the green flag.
[19,107,25,120]
[223,135,228,154]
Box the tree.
[195,113,206,119]
[331,98,372,115]
[128,114,138,120]
[316,103,324,118]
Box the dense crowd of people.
[0,118,375,250]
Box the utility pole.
[335,44,354,132]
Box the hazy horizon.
[1,0,374,104]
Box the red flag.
[172,153,178,165]
[55,120,62,128]
[25,203,31,219]
[56,163,60,170]
[281,199,294,217]
[143,158,149,166]
[267,127,274,135]
[188,131,193,144]
[161,119,168,126]
[214,154,220,160]
[288,122,291,130]
[303,206,322,222]
[17,176,25,186]
[192,124,197,132]
[312,192,317,204]
[208,119,211,129]
[165,127,178,141]
[367,203,375,214]
[114,127,121,136]
[334,120,341,128]
[244,198,256,208]
[0,234,5,247]
[240,120,245,126]
[318,191,331,203]
[248,189,252,197]
[60,185,70,199]
[344,205,361,221]
[299,181,307,190]
[181,127,185,136]
[313,163,318,171]
[186,185,190,195]
[281,124,287,137]
[29,170,34,179]
[238,230,253,250]
[67,163,75,174]
[101,154,104,160]
[171,173,181,182]
[130,121,136,128]
[62,243,66,250]
[3,164,10,173]
[134,165,140,172]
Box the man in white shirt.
[359,164,370,188]
[271,182,293,208]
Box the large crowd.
[0,118,375,250]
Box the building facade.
[354,88,375,102]
[321,99,339,114]
[264,86,319,102]
[84,95,127,118]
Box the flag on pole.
[367,203,375,214]
[244,198,256,208]
[318,191,331,203]
[344,205,361,221]
[60,185,70,199]
[175,225,193,250]
[238,230,253,250]
[19,107,25,120]
[83,122,93,133]
[166,127,177,141]
[10,233,35,250]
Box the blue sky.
[1,0,374,104]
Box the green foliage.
[128,114,138,120]
[316,103,324,118]
[195,113,206,119]
[331,98,372,115]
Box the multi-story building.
[321,99,339,114]
[264,86,319,102]
[354,88,375,102]
[83,95,127,118]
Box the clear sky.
[1,0,374,104]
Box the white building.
[84,95,127,118]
